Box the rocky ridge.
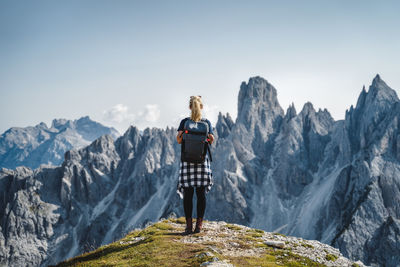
[0,75,399,267]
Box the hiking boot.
[193,217,203,233]
[183,217,193,235]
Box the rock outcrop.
[55,217,367,267]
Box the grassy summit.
[54,217,360,267]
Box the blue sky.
[1,0,399,134]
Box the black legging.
[183,186,206,218]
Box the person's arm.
[206,119,214,145]
[176,118,187,144]
[177,130,183,144]
[207,133,214,144]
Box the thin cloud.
[103,104,135,123]
[137,104,160,123]
[202,104,219,126]
[102,104,161,132]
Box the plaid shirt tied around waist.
[176,154,213,199]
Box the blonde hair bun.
[190,95,203,122]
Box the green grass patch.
[273,232,286,237]
[254,242,270,249]
[153,221,176,231]
[242,234,261,243]
[225,246,327,267]
[300,242,314,249]
[325,253,338,261]
[232,238,253,250]
[227,254,277,266]
[55,222,208,267]
[217,233,230,238]
[174,217,186,224]
[270,249,327,267]
[246,228,264,234]
[250,232,263,238]
[226,223,242,231]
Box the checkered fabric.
[176,154,213,199]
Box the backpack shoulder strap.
[183,117,191,129]
[200,118,209,134]
[207,142,212,162]
[201,118,212,161]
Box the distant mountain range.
[0,116,120,169]
[1,75,399,267]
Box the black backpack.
[181,118,212,163]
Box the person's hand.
[207,134,214,144]
[177,131,183,144]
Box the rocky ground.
[176,220,366,267]
[55,217,367,267]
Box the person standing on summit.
[176,95,214,235]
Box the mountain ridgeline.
[0,116,120,170]
[1,75,399,267]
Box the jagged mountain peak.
[74,116,120,140]
[51,118,73,129]
[216,111,234,139]
[368,74,398,103]
[51,116,114,131]
[372,73,382,84]
[238,76,280,108]
[236,76,284,128]
[76,115,91,123]
[293,102,333,127]
[347,75,399,125]
[52,116,91,126]
[116,125,141,158]
[299,102,315,116]
[217,111,234,125]
[353,86,368,111]
[346,75,398,130]
[248,75,270,86]
[217,111,224,121]
[0,116,120,169]
[80,134,119,166]
[317,107,332,117]
[142,126,166,136]
[223,111,234,122]
[285,102,297,121]
[37,122,48,129]
[90,134,114,147]
[123,125,140,138]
